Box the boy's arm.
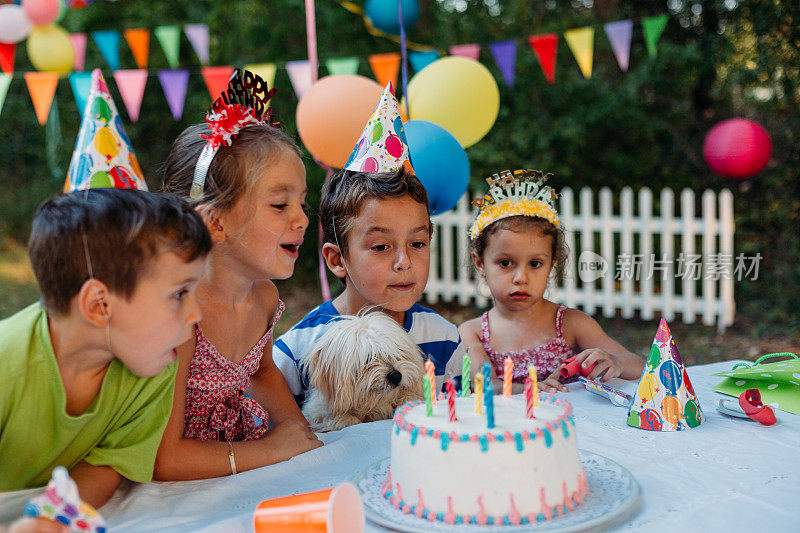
[250,338,309,426]
[563,309,644,380]
[68,461,121,510]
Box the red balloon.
[702,118,772,179]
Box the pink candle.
[446,379,458,422]
[425,359,436,405]
[503,357,513,397]
[524,377,534,418]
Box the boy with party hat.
[274,83,464,405]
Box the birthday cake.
[383,394,588,526]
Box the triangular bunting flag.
[489,40,517,88]
[604,20,633,72]
[113,69,148,122]
[527,33,557,84]
[564,27,594,79]
[157,69,189,121]
[69,33,87,72]
[184,23,209,64]
[285,60,314,100]
[123,28,150,69]
[66,69,148,192]
[92,30,120,71]
[0,42,16,74]
[409,50,439,73]
[449,43,480,61]
[368,52,400,91]
[244,62,277,89]
[0,73,11,117]
[325,56,359,76]
[24,72,59,126]
[68,71,92,115]
[642,15,669,58]
[201,65,234,100]
[154,25,181,69]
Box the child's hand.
[6,517,69,533]
[263,419,323,462]
[574,348,623,382]
[540,369,568,393]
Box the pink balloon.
[703,118,772,179]
[22,0,61,25]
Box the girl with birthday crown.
[459,170,644,394]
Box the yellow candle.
[474,373,484,414]
[425,359,436,405]
[529,365,539,407]
[503,357,513,397]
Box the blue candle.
[484,380,495,429]
[482,362,492,385]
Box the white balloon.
[0,5,33,44]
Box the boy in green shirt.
[0,189,212,513]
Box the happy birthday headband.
[468,169,561,240]
[190,69,280,199]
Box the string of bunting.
[0,14,670,126]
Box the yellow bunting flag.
[24,72,59,125]
[124,29,150,69]
[564,27,594,79]
[368,52,400,90]
[245,63,277,91]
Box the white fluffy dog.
[301,311,425,432]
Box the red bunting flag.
[0,43,15,74]
[201,65,234,100]
[368,52,400,90]
[113,69,148,122]
[24,72,59,125]
[527,33,558,84]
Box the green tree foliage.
[0,0,796,330]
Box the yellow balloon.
[637,372,658,403]
[406,56,500,148]
[27,23,74,76]
[94,126,120,161]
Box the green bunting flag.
[0,73,11,118]
[642,15,669,58]
[326,57,359,75]
[154,25,181,68]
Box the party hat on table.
[343,82,414,174]
[24,466,106,532]
[627,318,704,431]
[65,68,148,192]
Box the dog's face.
[303,311,425,421]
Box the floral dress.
[480,304,576,382]
[183,300,284,441]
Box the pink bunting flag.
[604,20,633,72]
[489,40,517,88]
[70,33,87,72]
[113,69,148,122]
[157,69,189,121]
[184,23,209,64]
[285,60,314,100]
[449,43,480,61]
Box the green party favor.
[713,353,800,415]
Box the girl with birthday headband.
[156,70,321,480]
[459,170,644,394]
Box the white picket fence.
[424,187,736,331]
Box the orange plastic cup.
[253,482,365,533]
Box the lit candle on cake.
[474,373,484,414]
[484,379,495,429]
[425,359,436,405]
[423,375,433,415]
[461,353,470,397]
[524,377,534,418]
[446,379,458,422]
[503,357,513,397]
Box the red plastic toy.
[738,389,777,426]
[560,355,597,379]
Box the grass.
[2,241,797,364]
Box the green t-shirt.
[0,303,178,490]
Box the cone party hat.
[343,82,414,174]
[626,318,704,431]
[65,68,147,192]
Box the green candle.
[423,374,433,416]
[461,353,471,397]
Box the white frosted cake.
[382,394,588,526]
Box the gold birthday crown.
[468,169,561,240]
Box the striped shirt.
[273,301,464,404]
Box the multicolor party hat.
[626,318,704,431]
[65,68,147,192]
[343,82,414,174]
[23,466,106,532]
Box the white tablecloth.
[3,361,799,532]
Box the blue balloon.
[404,120,470,216]
[365,0,420,35]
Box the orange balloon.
[296,75,403,168]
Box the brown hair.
[320,167,432,255]
[162,123,302,211]
[471,215,568,282]
[28,188,212,315]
